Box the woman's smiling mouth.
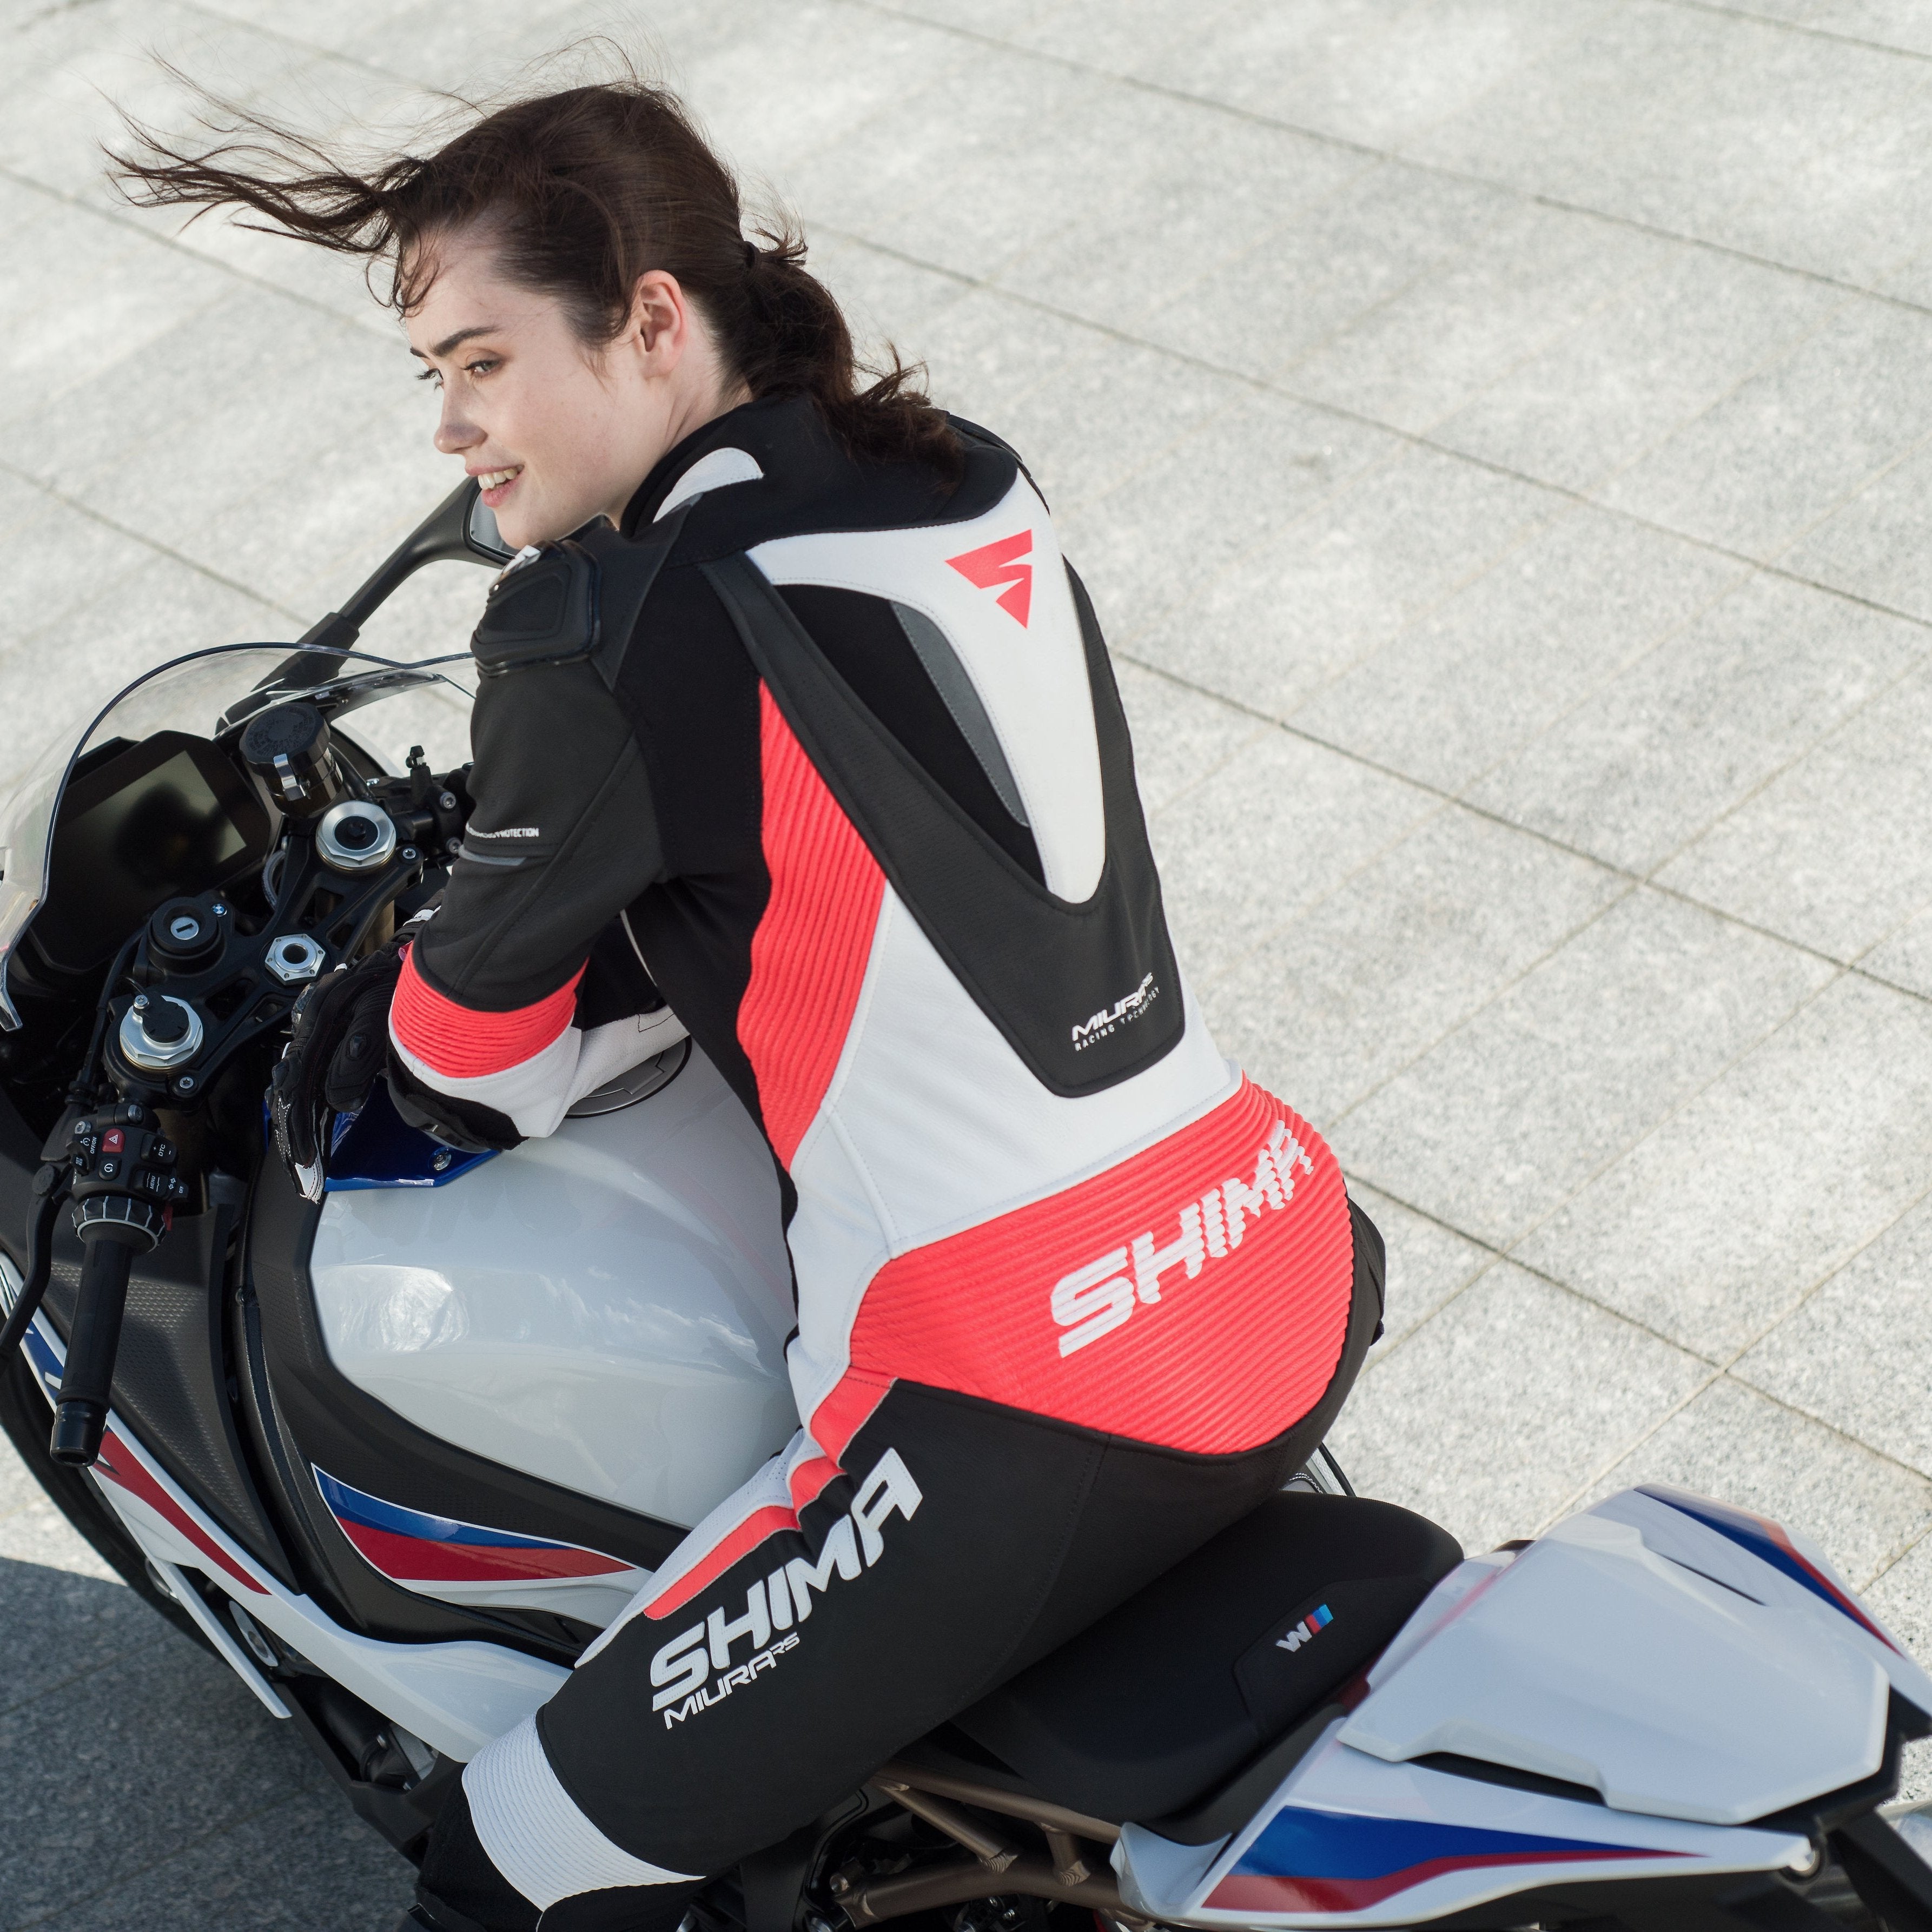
[475,465,522,505]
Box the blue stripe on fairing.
[313,1467,572,1551]
[1234,1807,1649,1882]
[1638,1486,1890,1644]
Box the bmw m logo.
[1277,1603,1333,1653]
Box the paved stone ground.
[8,0,1932,1922]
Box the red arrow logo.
[947,529,1033,627]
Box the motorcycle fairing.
[313,1465,652,1629]
[11,1298,567,1761]
[242,1156,690,1653]
[1339,1493,1930,1825]
[1117,1485,1929,1929]
[1117,1719,1812,1928]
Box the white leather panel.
[466,1715,700,1906]
[655,444,764,519]
[388,1007,689,1139]
[782,887,1233,1415]
[747,475,1107,901]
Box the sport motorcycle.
[2,479,1931,1932]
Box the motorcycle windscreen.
[0,644,474,1025]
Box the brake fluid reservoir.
[307,1044,797,1530]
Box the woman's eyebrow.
[413,323,501,360]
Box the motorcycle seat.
[951,1491,1462,1825]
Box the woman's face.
[406,226,736,549]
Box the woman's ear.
[629,269,689,370]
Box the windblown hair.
[109,69,962,482]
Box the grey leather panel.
[891,600,1030,828]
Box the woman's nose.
[434,394,481,456]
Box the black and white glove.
[268,934,412,1201]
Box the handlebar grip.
[49,1233,139,1467]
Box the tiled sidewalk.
[8,0,1932,1923]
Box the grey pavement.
[8,0,1932,1922]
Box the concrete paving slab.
[1003,0,1247,71]
[3,284,389,514]
[1780,435,1932,623]
[1715,2,1932,61]
[1202,804,1625,1130]
[1519,971,1932,1361]
[1138,160,1518,386]
[0,1538,169,1725]
[1127,440,1565,724]
[994,336,1255,519]
[1149,725,1439,989]
[1291,504,1751,795]
[1432,248,1853,494]
[1463,570,1926,875]
[0,201,237,426]
[1281,197,1677,436]
[1058,391,1400,644]
[1581,1374,1932,1593]
[680,1,976,188]
[1341,1180,1498,1354]
[47,1783,413,1932]
[991,100,1368,332]
[1156,0,1618,149]
[1737,1186,1932,1478]
[783,46,1122,282]
[1111,660,1266,818]
[1657,666,1932,963]
[0,2,326,206]
[1326,1261,1709,1557]
[0,1627,327,1927]
[1596,295,1932,561]
[1403,0,1926,260]
[0,483,161,665]
[1335,887,1837,1247]
[1863,910,1932,1002]
[1712,77,1932,290]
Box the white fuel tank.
[308,1046,797,1530]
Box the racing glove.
[269,918,426,1201]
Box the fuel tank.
[307,1046,797,1531]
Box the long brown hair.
[109,71,962,480]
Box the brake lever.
[0,1162,70,1373]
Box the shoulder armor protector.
[471,544,597,677]
[469,505,695,687]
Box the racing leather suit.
[394,395,1378,1928]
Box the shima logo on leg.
[649,1448,922,1728]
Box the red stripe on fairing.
[338,1519,629,1584]
[1207,1849,1660,1914]
[738,689,886,1167]
[643,1504,799,1620]
[391,945,584,1080]
[848,1080,1354,1456]
[94,1432,268,1594]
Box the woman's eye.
[415,367,442,387]
[464,359,499,378]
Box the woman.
[118,74,1377,1932]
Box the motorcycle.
[2,478,1931,1932]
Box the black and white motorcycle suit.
[363,395,1378,1931]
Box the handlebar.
[49,1232,138,1466]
